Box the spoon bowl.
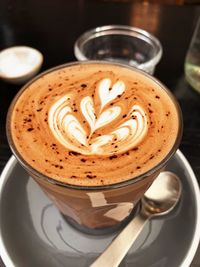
[90,171,182,267]
[142,171,182,217]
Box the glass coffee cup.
[6,61,182,234]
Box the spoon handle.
[90,214,149,267]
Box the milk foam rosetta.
[48,78,148,155]
[10,63,180,186]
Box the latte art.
[10,63,180,186]
[48,79,148,155]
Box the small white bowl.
[0,46,43,84]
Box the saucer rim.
[176,150,200,267]
[0,156,17,267]
[0,150,200,267]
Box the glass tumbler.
[74,25,163,75]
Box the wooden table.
[0,1,200,266]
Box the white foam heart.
[98,78,125,110]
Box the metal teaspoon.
[90,171,182,267]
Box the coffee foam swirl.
[48,78,148,155]
[10,63,180,186]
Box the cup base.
[61,202,141,235]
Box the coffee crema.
[9,63,180,186]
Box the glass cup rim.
[6,60,182,191]
[74,25,163,70]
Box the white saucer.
[0,150,200,267]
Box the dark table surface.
[0,1,200,266]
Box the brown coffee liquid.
[9,63,180,186]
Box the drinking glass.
[184,17,200,93]
[7,61,182,235]
[74,25,163,75]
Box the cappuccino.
[9,63,180,186]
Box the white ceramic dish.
[0,46,43,84]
